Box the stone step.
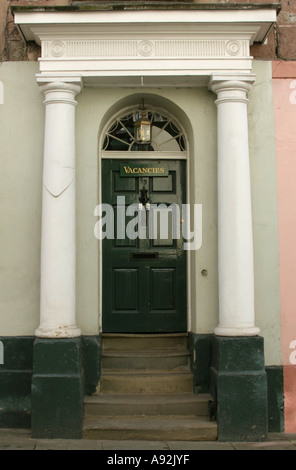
[84,334,216,441]
[83,415,218,441]
[102,333,188,351]
[98,370,193,394]
[101,349,190,370]
[84,393,211,417]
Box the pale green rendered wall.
[249,61,281,366]
[0,62,43,335]
[0,60,281,365]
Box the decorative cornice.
[14,8,277,86]
[11,3,282,14]
[14,8,277,43]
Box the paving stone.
[35,439,103,450]
[101,440,169,450]
[231,440,296,450]
[0,429,296,450]
[0,439,36,450]
[166,441,234,450]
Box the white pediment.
[14,6,278,87]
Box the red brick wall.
[0,0,69,60]
[1,1,296,62]
[254,0,296,61]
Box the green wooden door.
[102,159,187,333]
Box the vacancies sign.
[120,163,169,177]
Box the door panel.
[113,268,139,311]
[102,159,187,333]
[151,268,176,311]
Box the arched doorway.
[100,102,188,333]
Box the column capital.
[208,73,256,104]
[208,73,256,90]
[36,74,83,105]
[36,73,83,88]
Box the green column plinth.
[31,337,84,439]
[211,335,268,442]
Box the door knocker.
[139,177,150,209]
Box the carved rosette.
[225,40,242,56]
[138,40,154,57]
[49,41,66,57]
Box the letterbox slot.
[130,252,159,261]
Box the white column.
[36,79,82,338]
[209,74,260,336]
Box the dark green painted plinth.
[82,335,102,395]
[266,366,284,432]
[188,334,212,394]
[0,337,34,428]
[211,335,268,442]
[31,338,84,439]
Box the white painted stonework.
[15,9,276,86]
[210,75,260,337]
[14,7,277,337]
[36,79,82,338]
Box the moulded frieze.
[42,39,249,60]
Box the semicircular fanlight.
[102,108,186,152]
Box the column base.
[31,337,83,439]
[211,335,268,441]
[35,325,81,338]
[214,325,260,337]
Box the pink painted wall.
[273,61,296,432]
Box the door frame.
[98,105,191,334]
